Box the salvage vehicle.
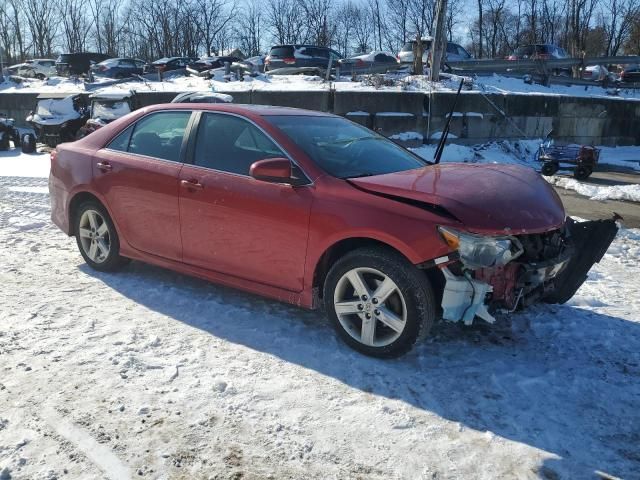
[6,59,56,79]
[56,53,111,76]
[24,93,89,151]
[338,51,400,76]
[90,58,145,79]
[264,45,343,72]
[143,57,196,75]
[0,113,21,150]
[170,91,233,103]
[186,56,242,77]
[76,91,138,139]
[48,104,619,358]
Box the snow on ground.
[3,71,640,101]
[547,176,640,202]
[0,152,639,480]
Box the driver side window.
[193,113,285,175]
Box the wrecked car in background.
[48,105,619,358]
[338,51,400,76]
[6,59,56,79]
[170,91,233,103]
[186,56,242,77]
[23,93,89,151]
[76,91,138,139]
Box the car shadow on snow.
[81,261,640,479]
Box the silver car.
[397,38,472,65]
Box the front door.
[92,111,192,261]
[179,112,313,292]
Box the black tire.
[541,162,559,176]
[21,134,36,154]
[323,247,436,358]
[74,200,130,272]
[573,165,592,180]
[0,132,9,151]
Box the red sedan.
[49,104,618,357]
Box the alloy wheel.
[78,209,111,264]
[333,267,407,348]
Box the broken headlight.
[438,226,522,268]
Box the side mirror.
[250,158,294,184]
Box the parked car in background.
[90,58,145,79]
[581,65,616,82]
[49,104,618,358]
[143,57,196,74]
[23,93,89,151]
[56,53,111,76]
[338,51,399,75]
[186,56,242,76]
[397,38,472,65]
[507,44,568,60]
[170,91,233,103]
[264,45,343,72]
[6,59,56,79]
[76,91,138,139]
[620,64,640,83]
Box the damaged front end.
[431,217,620,324]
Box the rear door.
[178,112,313,292]
[92,111,193,261]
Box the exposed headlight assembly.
[438,226,523,268]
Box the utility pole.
[430,0,448,82]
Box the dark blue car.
[90,58,145,79]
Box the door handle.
[96,161,112,172]
[180,179,204,190]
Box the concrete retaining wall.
[2,88,639,146]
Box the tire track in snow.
[41,406,131,480]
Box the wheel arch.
[67,191,107,236]
[312,237,415,302]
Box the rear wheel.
[541,162,559,176]
[323,247,436,358]
[573,165,592,180]
[74,201,129,272]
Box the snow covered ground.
[1,152,639,480]
[2,71,640,101]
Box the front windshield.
[267,115,426,179]
[36,97,79,118]
[92,100,131,120]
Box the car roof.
[142,103,335,118]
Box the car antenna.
[433,78,464,164]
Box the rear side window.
[108,125,134,151]
[270,46,295,57]
[107,112,191,162]
[193,113,284,175]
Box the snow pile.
[390,131,423,141]
[411,140,541,166]
[547,175,640,202]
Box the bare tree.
[602,0,640,55]
[59,0,93,53]
[236,0,262,56]
[194,0,236,56]
[23,0,57,56]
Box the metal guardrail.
[447,55,640,72]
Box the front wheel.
[541,162,559,176]
[323,247,436,358]
[21,134,36,153]
[0,132,9,151]
[74,201,129,272]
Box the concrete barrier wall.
[2,89,639,146]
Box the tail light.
[264,56,271,65]
[283,57,296,65]
[507,55,516,60]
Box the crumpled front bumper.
[437,217,619,324]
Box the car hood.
[348,163,565,235]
